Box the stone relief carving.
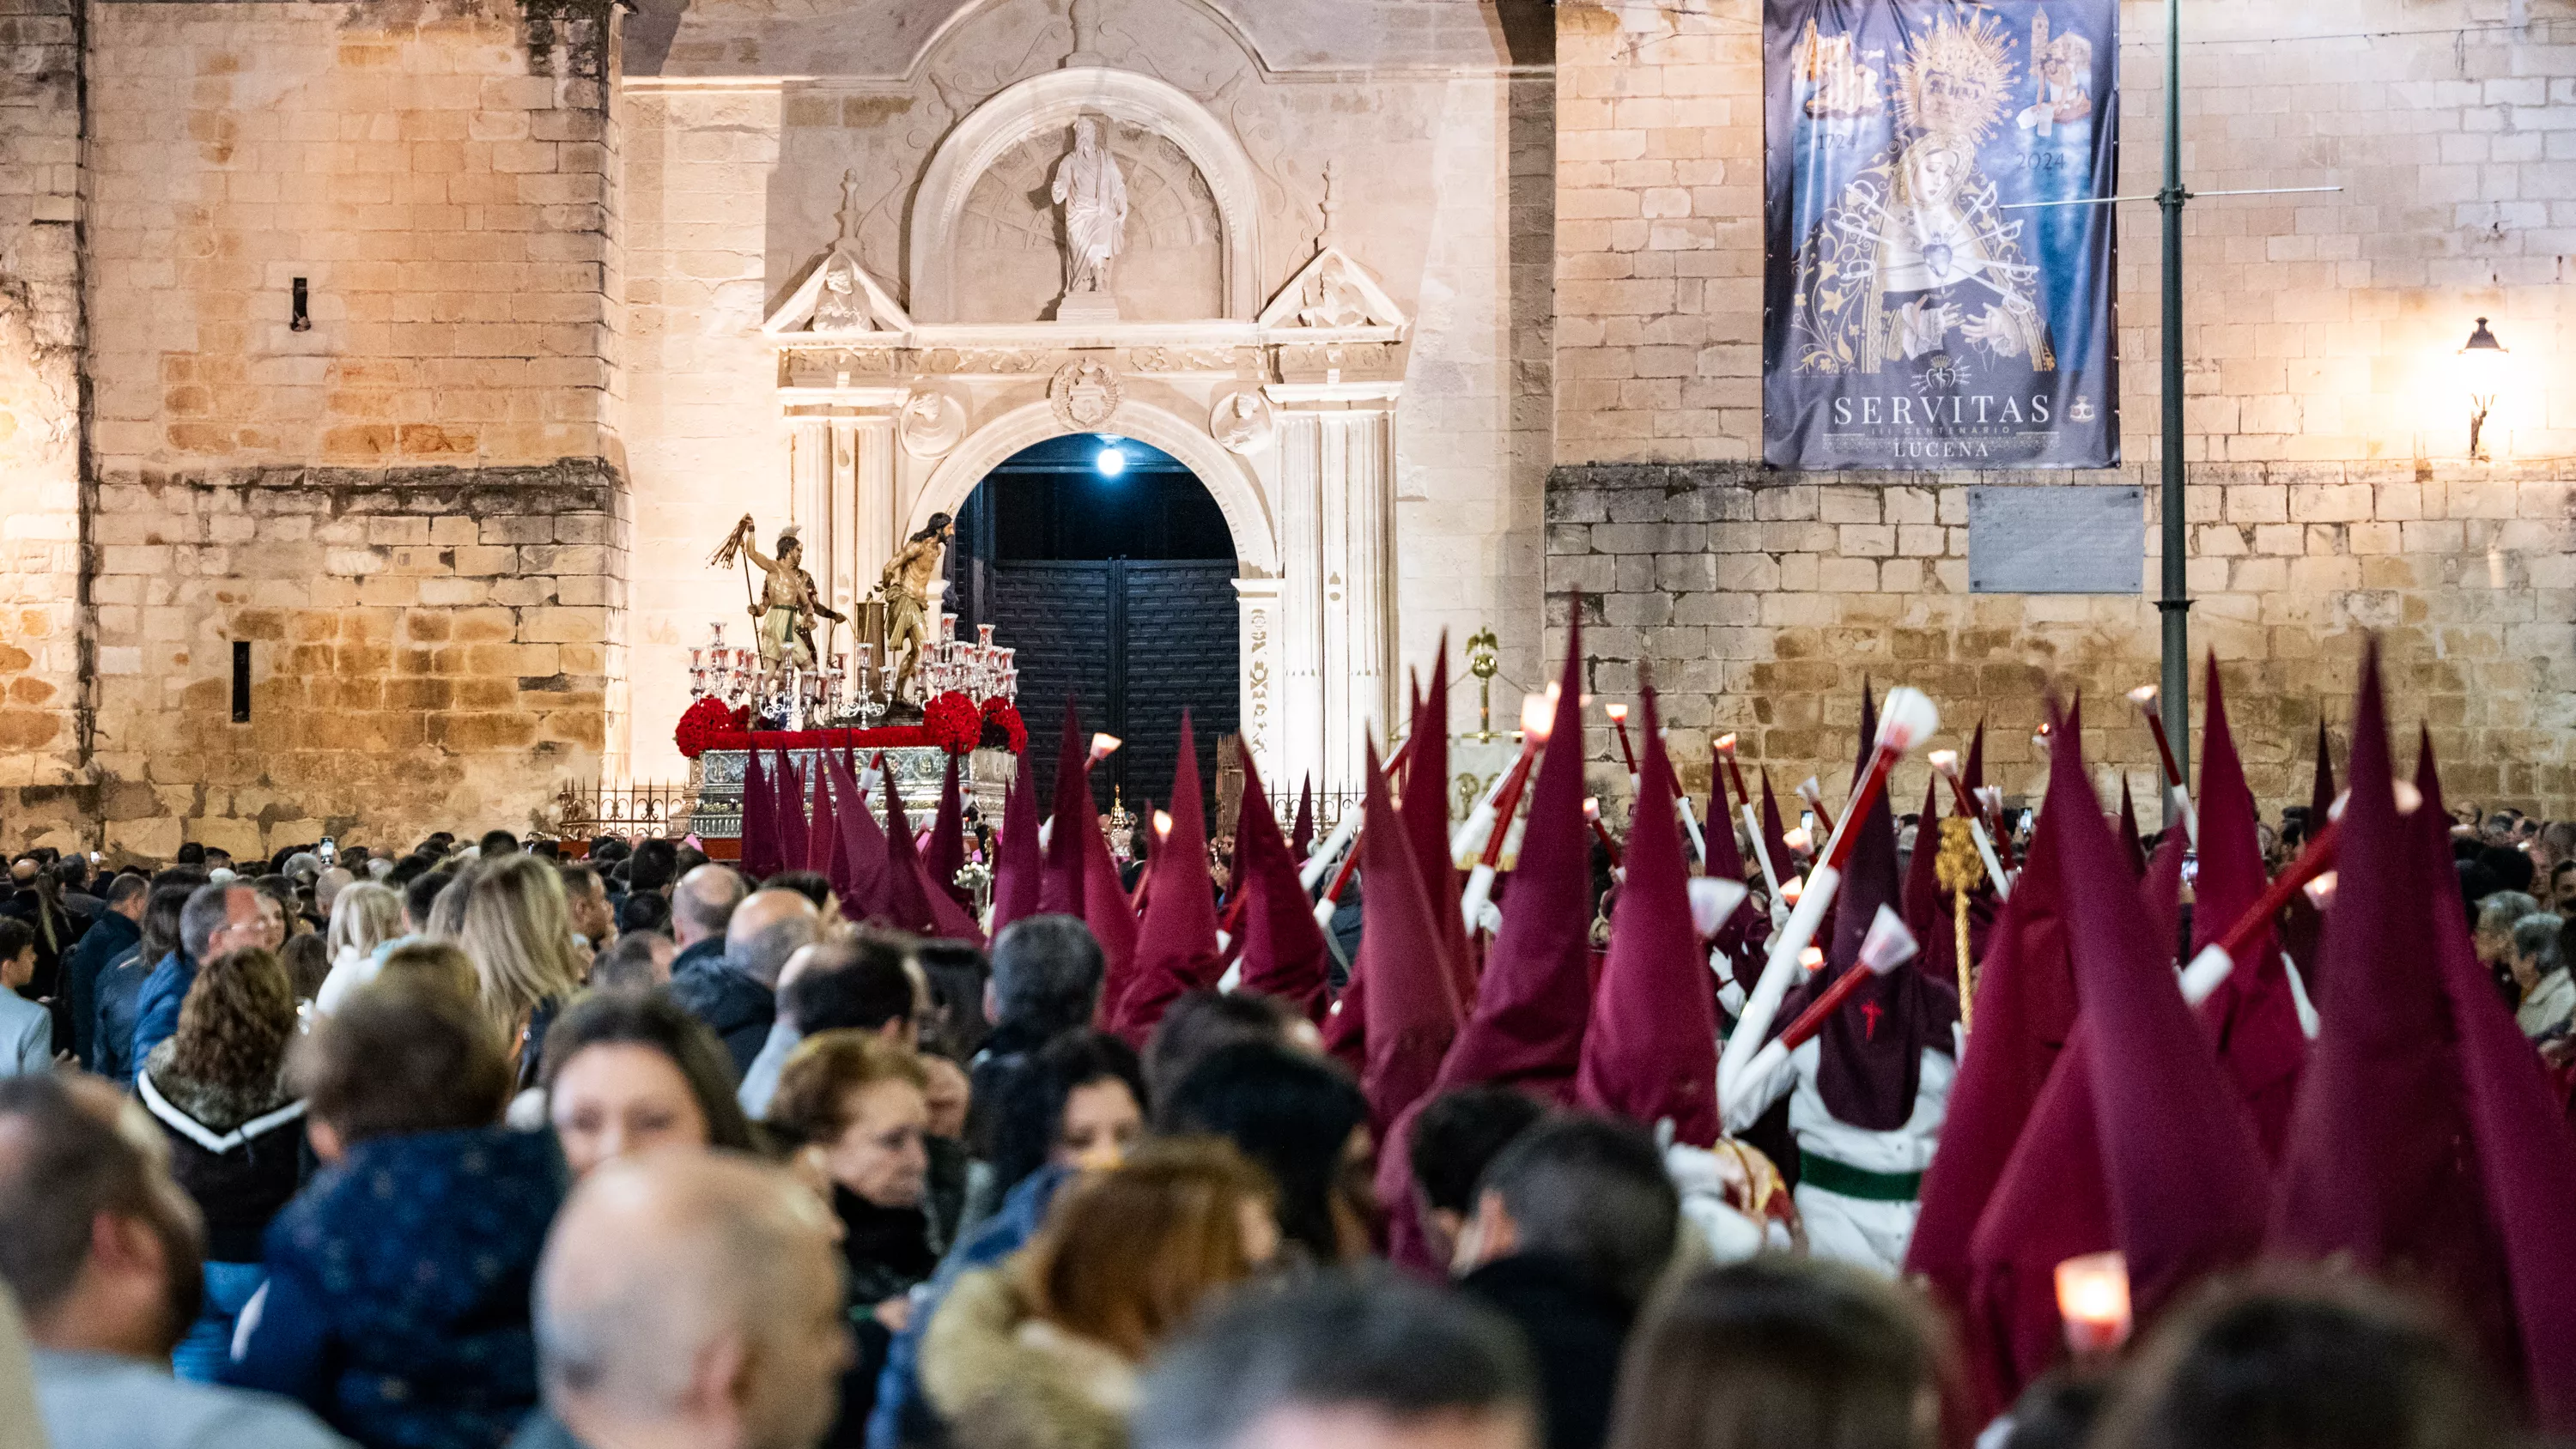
[954,118,1221,324]
[811,255,874,334]
[1048,358,1123,431]
[1051,116,1130,320]
[1210,390,1274,455]
[897,390,968,458]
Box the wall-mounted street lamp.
[2459,317,2509,462]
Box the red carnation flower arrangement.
[674,696,750,759]
[979,696,1027,755]
[924,690,983,757]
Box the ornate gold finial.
[1934,815,1985,1029]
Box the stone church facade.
[0,0,2570,854]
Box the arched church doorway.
[945,433,1239,815]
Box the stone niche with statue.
[749,49,1417,809]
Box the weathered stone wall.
[88,469,627,858]
[1550,0,2576,815]
[0,0,86,847]
[1548,459,2576,816]
[87,0,624,472]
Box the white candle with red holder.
[1719,733,1791,927]
[2128,685,2200,847]
[1455,690,1558,932]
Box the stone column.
[1232,576,1282,792]
[792,418,834,599]
[1271,410,1327,797]
[850,415,897,599]
[1270,385,1399,797]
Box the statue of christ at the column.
[1051,116,1128,309]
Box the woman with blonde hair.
[922,1139,1280,1449]
[453,854,583,1083]
[313,880,403,1015]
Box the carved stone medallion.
[1209,389,1274,455]
[898,389,967,458]
[1048,358,1123,431]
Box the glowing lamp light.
[1094,437,1128,476]
[1153,810,1174,840]
[2055,1252,2133,1355]
[2458,317,2510,462]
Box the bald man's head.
[672,864,750,949]
[537,1153,848,1449]
[725,889,820,989]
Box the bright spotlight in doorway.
[1093,435,1127,478]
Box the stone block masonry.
[1547,459,2576,819]
[84,467,629,859]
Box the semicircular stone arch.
[910,398,1280,579]
[908,67,1263,322]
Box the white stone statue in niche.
[811,256,872,334]
[1051,116,1129,319]
[1210,390,1273,455]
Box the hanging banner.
[1764,0,2119,470]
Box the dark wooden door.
[987,559,1237,814]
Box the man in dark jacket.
[1455,1115,1680,1449]
[962,915,1105,1157]
[668,863,746,980]
[665,887,815,1080]
[63,873,145,1070]
[127,882,282,1083]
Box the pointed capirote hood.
[805,755,840,891]
[827,749,893,924]
[1903,774,1945,944]
[2140,831,2183,960]
[775,749,808,878]
[1963,698,2271,1419]
[1437,616,1590,1099]
[1117,715,1225,1044]
[2415,724,2447,823]
[1963,720,1987,796]
[2309,715,2337,835]
[1705,740,1749,883]
[1577,688,1720,1148]
[740,741,780,880]
[1783,686,1957,1133]
[1355,740,1462,1137]
[1400,642,1476,1012]
[2116,776,2148,881]
[989,753,1045,935]
[1040,702,1093,919]
[1905,724,2082,1314]
[2271,646,2576,1433]
[1232,756,1331,1021]
[2190,658,2306,1160]
[877,768,935,935]
[1291,778,1315,863]
[1082,806,1139,1025]
[927,753,968,907]
[1760,769,1794,876]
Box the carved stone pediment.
[1258,246,1407,339]
[764,247,915,343]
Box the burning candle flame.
[1928,749,1960,775]
[1783,828,1813,854]
[1604,701,1629,724]
[1521,692,1556,743]
[1153,810,1174,839]
[1089,733,1123,764]
[1799,946,1826,972]
[2127,685,2159,707]
[1716,732,1738,754]
[2303,870,2338,907]
[2055,1252,2133,1355]
[1583,797,1601,822]
[1780,876,1806,904]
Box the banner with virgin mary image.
[1764,1,2119,470]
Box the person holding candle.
[1720,690,1960,1277]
